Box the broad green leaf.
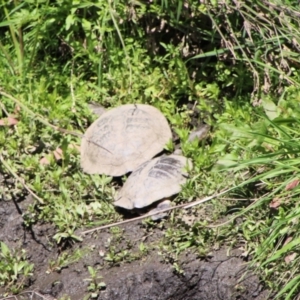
[1,242,10,257]
[262,98,280,120]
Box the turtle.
[114,154,193,211]
[81,104,172,176]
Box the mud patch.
[99,249,268,300]
[0,197,269,300]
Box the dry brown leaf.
[286,179,300,191]
[40,156,50,165]
[285,252,297,264]
[284,236,293,246]
[0,117,18,126]
[269,197,281,209]
[53,148,63,161]
[40,148,64,165]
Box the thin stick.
[80,188,232,235]
[70,59,75,110]
[0,290,54,300]
[0,155,44,204]
[221,198,255,201]
[0,100,9,116]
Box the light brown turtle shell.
[114,154,192,209]
[81,104,172,176]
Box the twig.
[79,188,232,235]
[221,197,255,201]
[0,290,55,300]
[262,0,300,18]
[0,100,9,116]
[70,59,75,111]
[0,155,44,204]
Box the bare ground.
[0,194,271,300]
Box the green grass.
[0,242,34,294]
[1,0,300,298]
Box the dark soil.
[0,195,270,300]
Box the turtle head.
[114,196,134,210]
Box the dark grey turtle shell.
[114,154,192,209]
[81,104,172,176]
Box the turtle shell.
[81,104,172,176]
[114,154,192,209]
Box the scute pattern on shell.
[81,104,172,176]
[114,154,192,209]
